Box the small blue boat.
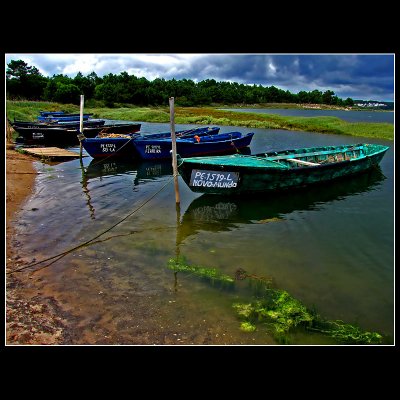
[37,113,93,122]
[39,111,66,117]
[140,126,220,140]
[80,126,221,159]
[133,131,254,160]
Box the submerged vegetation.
[167,258,235,288]
[233,289,314,338]
[6,100,393,140]
[309,319,384,344]
[167,258,385,344]
[233,292,383,345]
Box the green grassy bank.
[6,101,394,141]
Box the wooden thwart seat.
[287,158,320,166]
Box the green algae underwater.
[167,257,386,345]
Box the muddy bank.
[6,147,75,345]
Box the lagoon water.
[14,122,394,344]
[221,108,394,124]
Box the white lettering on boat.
[145,145,162,154]
[190,169,239,188]
[100,143,116,152]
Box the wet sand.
[6,146,74,344]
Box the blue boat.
[133,131,254,160]
[80,126,221,159]
[12,121,141,146]
[11,118,106,129]
[39,111,66,117]
[37,113,93,122]
[138,126,220,140]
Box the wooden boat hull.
[137,126,220,140]
[37,113,93,122]
[96,123,141,135]
[81,127,220,159]
[11,119,106,129]
[14,127,99,146]
[133,132,254,160]
[13,123,141,146]
[81,136,139,158]
[178,143,389,195]
[39,111,65,117]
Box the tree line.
[6,59,355,107]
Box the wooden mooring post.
[169,97,181,207]
[170,97,182,292]
[6,119,14,143]
[79,94,84,159]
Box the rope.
[228,132,241,153]
[7,176,175,275]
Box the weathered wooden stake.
[6,120,13,143]
[79,94,84,159]
[169,97,180,206]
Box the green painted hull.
[178,143,389,195]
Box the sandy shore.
[6,146,72,345]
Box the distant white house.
[355,102,387,107]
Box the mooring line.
[31,230,143,272]
[7,176,175,275]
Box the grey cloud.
[5,53,394,101]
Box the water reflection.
[85,158,173,183]
[79,159,173,218]
[80,167,96,219]
[177,167,386,244]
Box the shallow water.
[13,122,394,344]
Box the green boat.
[177,143,389,195]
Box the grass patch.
[175,107,394,140]
[6,100,79,122]
[6,101,393,140]
[85,106,170,122]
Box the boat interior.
[264,146,366,168]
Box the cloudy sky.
[5,53,395,101]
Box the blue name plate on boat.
[189,169,239,188]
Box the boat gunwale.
[179,143,389,170]
[134,132,253,144]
